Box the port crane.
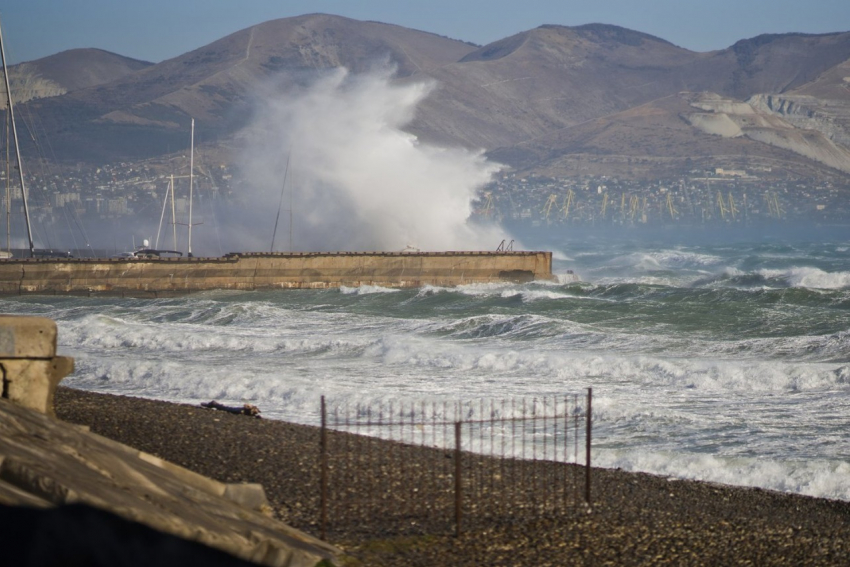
[717,191,728,220]
[728,192,739,221]
[541,194,558,223]
[477,192,495,219]
[666,193,677,220]
[764,191,783,219]
[560,189,574,221]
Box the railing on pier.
[318,389,592,538]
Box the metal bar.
[390,399,398,518]
[478,398,484,511]
[490,398,496,519]
[454,420,463,537]
[405,400,412,520]
[410,400,417,520]
[364,406,375,520]
[332,404,339,525]
[511,397,517,515]
[344,402,350,524]
[377,402,383,516]
[542,396,548,513]
[399,400,406,519]
[320,395,328,539]
[355,402,362,523]
[519,398,528,516]
[551,397,556,512]
[586,387,593,505]
[563,395,569,508]
[531,397,537,512]
[419,400,425,520]
[500,398,506,518]
[431,400,437,519]
[575,394,579,505]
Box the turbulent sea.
[3,232,850,501]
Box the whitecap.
[340,285,401,295]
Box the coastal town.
[3,156,849,248]
[480,168,850,227]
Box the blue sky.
[3,0,850,64]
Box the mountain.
[17,14,476,161]
[404,25,850,180]
[8,15,850,183]
[491,91,850,180]
[407,24,701,150]
[0,49,151,108]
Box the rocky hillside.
[1,49,151,108]
[16,14,476,161]
[411,26,850,179]
[7,15,850,182]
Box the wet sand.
[55,387,850,566]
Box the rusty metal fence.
[319,388,592,538]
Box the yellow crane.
[478,192,495,218]
[560,189,574,220]
[541,194,558,223]
[728,192,739,221]
[600,193,608,219]
[629,195,639,221]
[764,191,783,219]
[666,193,677,220]
[717,191,728,220]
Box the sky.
[2,0,850,65]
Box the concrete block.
[0,316,58,358]
[0,316,74,416]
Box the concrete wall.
[0,251,553,296]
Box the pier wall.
[0,251,553,296]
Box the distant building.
[52,193,81,208]
[107,198,128,215]
[715,168,747,177]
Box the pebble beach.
[55,387,850,566]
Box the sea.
[2,228,849,502]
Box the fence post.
[454,420,463,537]
[320,395,328,540]
[585,387,592,505]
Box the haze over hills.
[6,13,850,184]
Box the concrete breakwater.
[0,250,554,296]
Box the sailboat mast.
[155,177,169,249]
[0,18,34,256]
[4,105,9,252]
[170,174,177,250]
[289,169,293,252]
[270,152,290,253]
[187,118,194,257]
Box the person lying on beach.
[200,400,262,418]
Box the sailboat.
[133,119,199,259]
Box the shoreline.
[55,387,850,566]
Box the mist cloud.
[229,66,506,252]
